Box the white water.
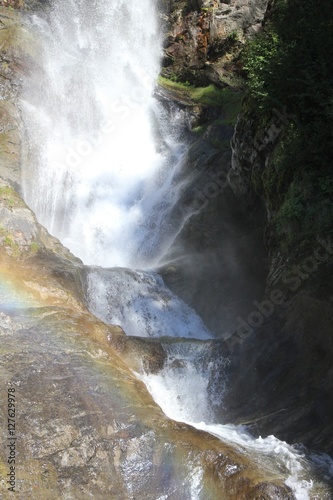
[141,353,333,499]
[139,340,228,422]
[87,268,212,339]
[20,1,333,498]
[22,0,187,269]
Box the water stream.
[22,0,186,269]
[20,1,333,498]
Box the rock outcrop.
[0,248,296,498]
[219,109,333,456]
[159,0,271,85]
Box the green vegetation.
[164,74,192,86]
[242,0,333,252]
[0,231,20,257]
[0,223,39,257]
[227,30,239,43]
[158,76,243,125]
[4,235,14,246]
[30,242,39,254]
[0,185,24,209]
[0,186,15,209]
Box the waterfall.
[87,268,212,339]
[20,1,333,498]
[22,0,186,269]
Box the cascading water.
[22,0,186,269]
[141,361,333,499]
[20,1,333,498]
[87,267,212,339]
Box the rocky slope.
[0,235,295,498]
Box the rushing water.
[22,0,187,269]
[20,0,333,498]
[141,360,333,500]
[87,268,212,339]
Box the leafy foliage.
[243,0,333,252]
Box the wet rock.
[222,280,333,457]
[220,106,333,458]
[110,335,168,374]
[155,81,221,131]
[0,102,21,189]
[0,173,75,260]
[160,135,268,337]
[248,482,296,499]
[228,110,284,212]
[0,0,23,9]
[0,311,22,334]
[0,6,40,189]
[0,243,299,499]
[203,449,294,499]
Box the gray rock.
[159,0,271,85]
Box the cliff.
[158,0,333,458]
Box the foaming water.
[195,423,333,500]
[22,0,186,268]
[141,356,333,499]
[140,340,227,422]
[87,268,212,340]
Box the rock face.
[228,108,289,215]
[1,271,291,498]
[220,109,333,456]
[159,129,268,337]
[159,0,271,85]
[2,242,297,498]
[157,0,333,462]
